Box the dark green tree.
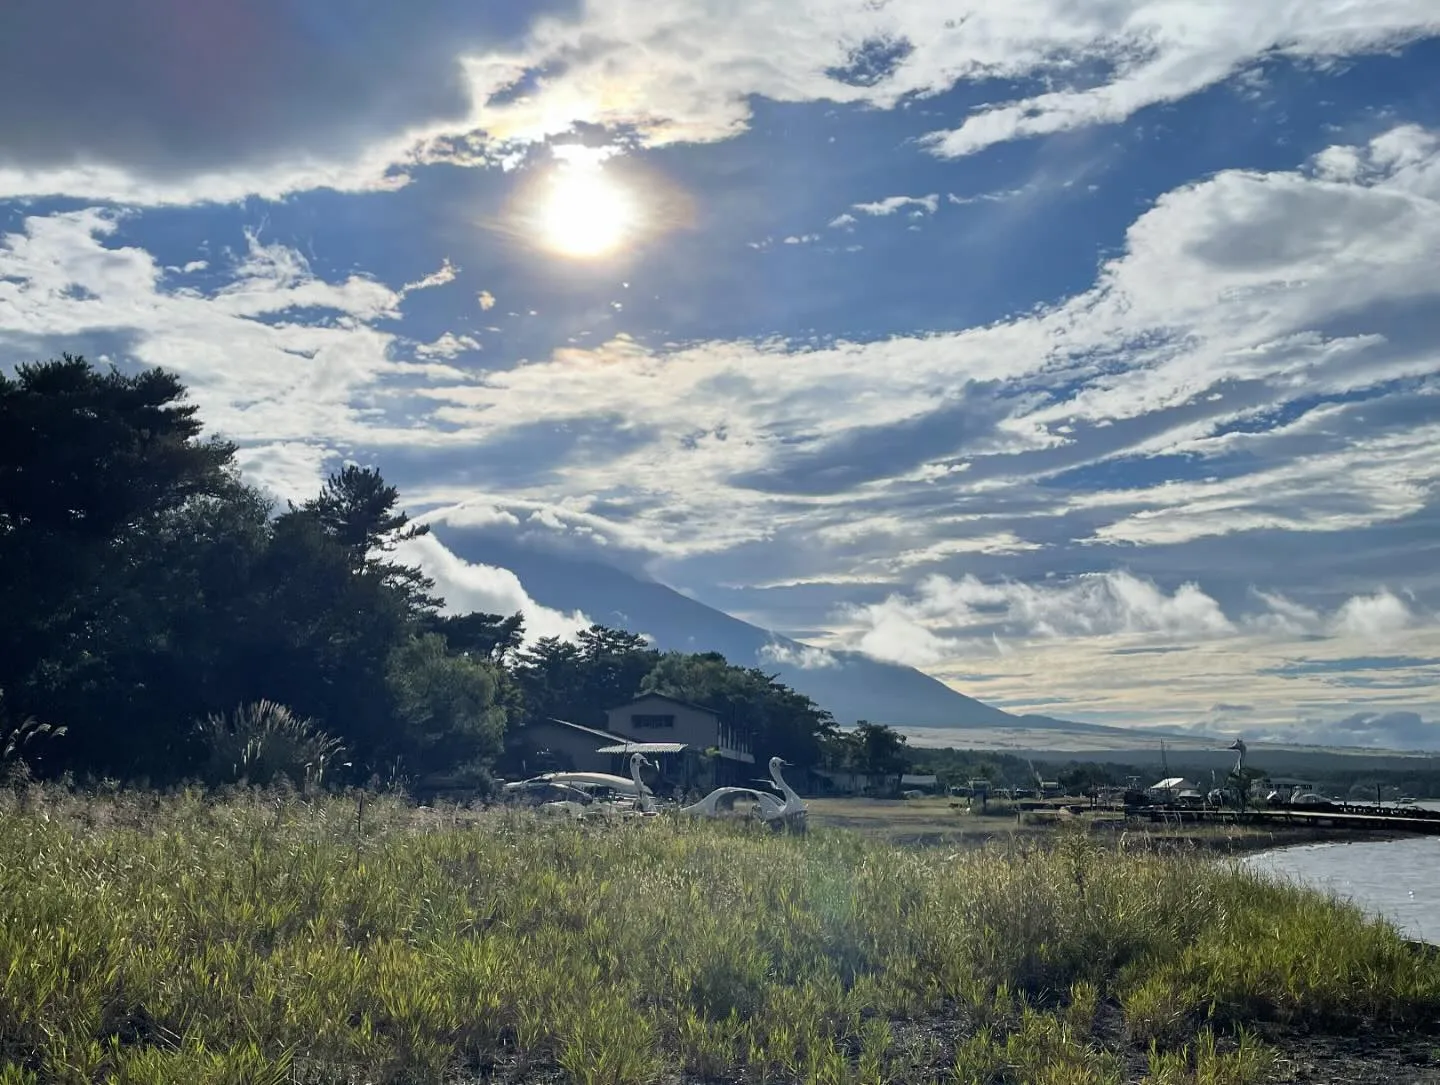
[513,637,587,727]
[0,356,516,782]
[640,651,835,767]
[513,625,658,730]
[301,464,429,555]
[386,634,509,776]
[1057,763,1115,797]
[0,357,244,775]
[849,721,910,776]
[431,611,526,666]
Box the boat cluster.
[501,753,808,830]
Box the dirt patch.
[447,1013,1440,1084]
[1263,1026,1440,1084]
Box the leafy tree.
[302,464,427,554]
[0,355,234,542]
[513,625,658,730]
[640,651,836,767]
[849,721,910,776]
[293,464,439,611]
[575,626,659,716]
[431,611,526,666]
[513,637,587,726]
[1057,763,1115,797]
[385,634,508,776]
[0,357,243,774]
[0,354,864,789]
[0,355,518,783]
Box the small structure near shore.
[1148,777,1199,804]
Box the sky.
[3,1,1440,750]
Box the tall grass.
[1,786,1435,1083]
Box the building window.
[632,713,675,729]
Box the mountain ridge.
[436,532,1129,736]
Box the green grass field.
[2,785,1438,1084]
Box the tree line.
[0,356,838,789]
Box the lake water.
[1242,834,1440,943]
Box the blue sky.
[3,2,1440,749]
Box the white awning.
[596,742,689,754]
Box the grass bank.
[2,786,1438,1084]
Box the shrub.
[0,706,66,784]
[194,701,346,788]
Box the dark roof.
[533,717,631,743]
[609,692,719,717]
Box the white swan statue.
[1228,737,1247,776]
[628,751,659,814]
[678,756,807,830]
[529,752,658,820]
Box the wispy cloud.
[851,194,939,217]
[4,2,1437,206]
[758,641,840,670]
[833,574,1432,669]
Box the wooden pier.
[1143,802,1440,834]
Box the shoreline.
[1108,823,1418,858]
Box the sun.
[536,163,638,259]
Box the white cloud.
[0,209,491,459]
[1255,711,1440,752]
[4,2,1437,204]
[415,332,481,360]
[1333,590,1420,640]
[947,187,1029,205]
[477,290,497,311]
[393,534,589,643]
[851,194,939,216]
[233,443,335,505]
[757,641,840,670]
[0,146,419,206]
[834,573,1437,675]
[828,213,857,229]
[402,260,459,295]
[467,2,1440,166]
[387,125,1440,588]
[919,6,1440,159]
[7,123,1440,600]
[0,3,576,203]
[841,571,1235,659]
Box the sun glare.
[536,163,638,259]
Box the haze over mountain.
[434,532,1120,735]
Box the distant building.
[507,693,756,793]
[811,768,891,795]
[1147,777,1198,803]
[900,773,940,792]
[603,693,753,767]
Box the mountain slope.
[438,534,1119,733]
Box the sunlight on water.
[1243,835,1440,943]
